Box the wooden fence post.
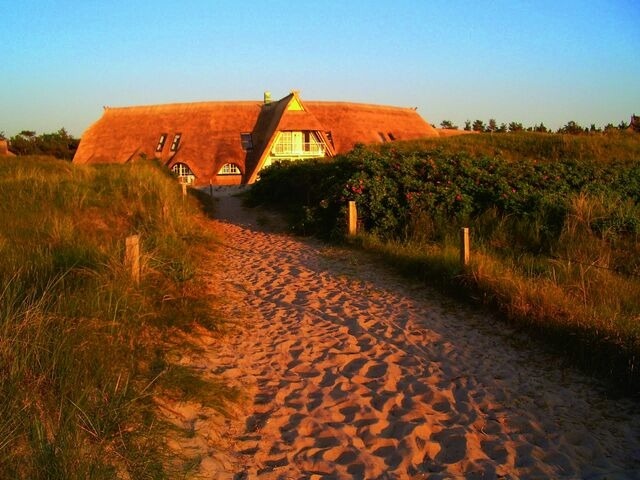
[460,227,470,267]
[125,235,140,284]
[182,183,187,197]
[348,201,358,236]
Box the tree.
[497,123,507,133]
[533,122,548,133]
[487,119,497,133]
[0,131,6,140]
[463,120,471,131]
[472,119,485,132]
[618,120,629,130]
[439,120,458,130]
[8,128,79,159]
[558,121,584,135]
[508,122,524,132]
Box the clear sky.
[1,0,639,137]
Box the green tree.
[472,119,485,132]
[497,123,508,133]
[463,120,471,131]
[558,121,584,135]
[508,121,524,132]
[533,122,548,133]
[487,119,497,133]
[9,128,79,159]
[440,120,458,130]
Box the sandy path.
[180,190,640,479]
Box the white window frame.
[171,163,195,184]
[170,133,182,152]
[218,163,242,175]
[156,133,167,152]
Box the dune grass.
[0,157,234,479]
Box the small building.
[0,139,15,157]
[73,91,439,186]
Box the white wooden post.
[460,227,470,267]
[125,235,140,284]
[348,201,358,236]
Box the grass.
[394,130,640,164]
[0,156,236,478]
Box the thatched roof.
[0,140,15,157]
[74,92,438,185]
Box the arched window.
[171,163,195,184]
[218,163,242,175]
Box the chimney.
[264,91,272,105]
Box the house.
[73,91,439,185]
[0,140,15,157]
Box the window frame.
[170,133,182,152]
[240,133,253,151]
[218,163,242,175]
[156,133,168,152]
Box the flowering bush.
[247,143,640,252]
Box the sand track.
[182,191,640,479]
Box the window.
[218,163,242,175]
[387,132,396,141]
[240,133,253,151]
[170,163,195,184]
[325,131,334,146]
[156,133,167,152]
[378,132,387,143]
[170,133,182,151]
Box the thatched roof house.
[73,91,438,185]
[0,140,15,157]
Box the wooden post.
[348,201,358,236]
[182,183,187,197]
[125,235,140,284]
[209,179,213,196]
[460,227,470,267]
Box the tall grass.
[396,130,640,164]
[0,157,232,478]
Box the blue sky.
[1,0,638,137]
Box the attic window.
[387,132,396,141]
[171,162,195,184]
[218,163,242,175]
[156,133,168,152]
[378,132,387,143]
[240,133,253,151]
[170,133,182,152]
[325,131,334,147]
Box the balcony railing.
[272,142,326,156]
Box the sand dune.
[171,191,640,479]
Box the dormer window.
[170,133,182,152]
[156,133,167,152]
[240,133,253,151]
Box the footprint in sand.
[187,192,640,479]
